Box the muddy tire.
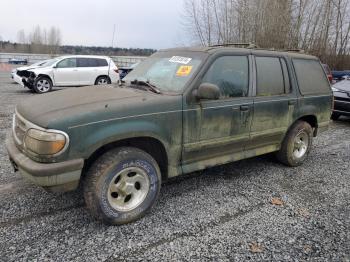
[83,147,161,225]
[276,121,313,167]
[331,113,340,121]
[95,76,111,85]
[33,76,53,94]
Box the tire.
[33,76,53,94]
[331,113,340,121]
[95,76,111,85]
[83,147,161,225]
[276,121,313,167]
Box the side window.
[293,59,330,95]
[256,57,285,96]
[202,56,249,98]
[57,58,77,68]
[97,58,108,67]
[88,58,98,67]
[77,58,89,67]
[77,58,107,67]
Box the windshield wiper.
[130,79,161,94]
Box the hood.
[333,79,350,92]
[16,86,179,129]
[17,65,43,72]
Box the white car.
[11,60,50,80]
[15,55,119,93]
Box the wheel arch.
[36,74,53,84]
[83,136,169,182]
[296,115,318,136]
[95,75,111,85]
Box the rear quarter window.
[97,59,108,67]
[293,59,330,95]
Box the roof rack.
[284,48,305,53]
[209,43,258,49]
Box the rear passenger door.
[247,56,296,155]
[77,58,108,85]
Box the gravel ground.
[0,69,349,261]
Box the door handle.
[288,100,296,105]
[240,105,250,111]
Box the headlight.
[332,87,341,92]
[24,128,67,155]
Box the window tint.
[77,58,108,67]
[256,57,284,96]
[97,59,108,66]
[57,58,76,68]
[293,59,330,94]
[202,56,249,98]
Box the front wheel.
[33,76,53,94]
[84,147,161,225]
[276,121,313,167]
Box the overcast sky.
[0,0,186,49]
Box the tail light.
[328,75,333,83]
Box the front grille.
[334,96,350,102]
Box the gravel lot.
[0,68,349,261]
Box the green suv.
[6,46,332,225]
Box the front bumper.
[6,134,84,192]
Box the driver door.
[182,54,253,174]
[53,58,79,86]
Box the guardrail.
[0,52,147,67]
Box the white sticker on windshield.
[169,56,192,65]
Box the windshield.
[30,60,47,67]
[42,59,59,67]
[123,52,206,93]
[333,78,350,91]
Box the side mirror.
[194,83,220,100]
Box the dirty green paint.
[11,47,332,191]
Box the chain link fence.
[0,52,147,67]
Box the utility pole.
[111,24,116,48]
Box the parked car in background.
[8,58,28,65]
[11,59,50,80]
[118,62,139,79]
[6,46,332,225]
[15,55,119,93]
[322,63,333,82]
[332,70,350,82]
[331,75,350,120]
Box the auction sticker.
[169,56,192,64]
[176,66,193,76]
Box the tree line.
[0,25,156,57]
[183,0,350,70]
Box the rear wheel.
[276,121,313,167]
[84,147,161,225]
[95,76,111,85]
[33,76,52,94]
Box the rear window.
[293,59,330,95]
[256,57,285,96]
[77,58,108,67]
